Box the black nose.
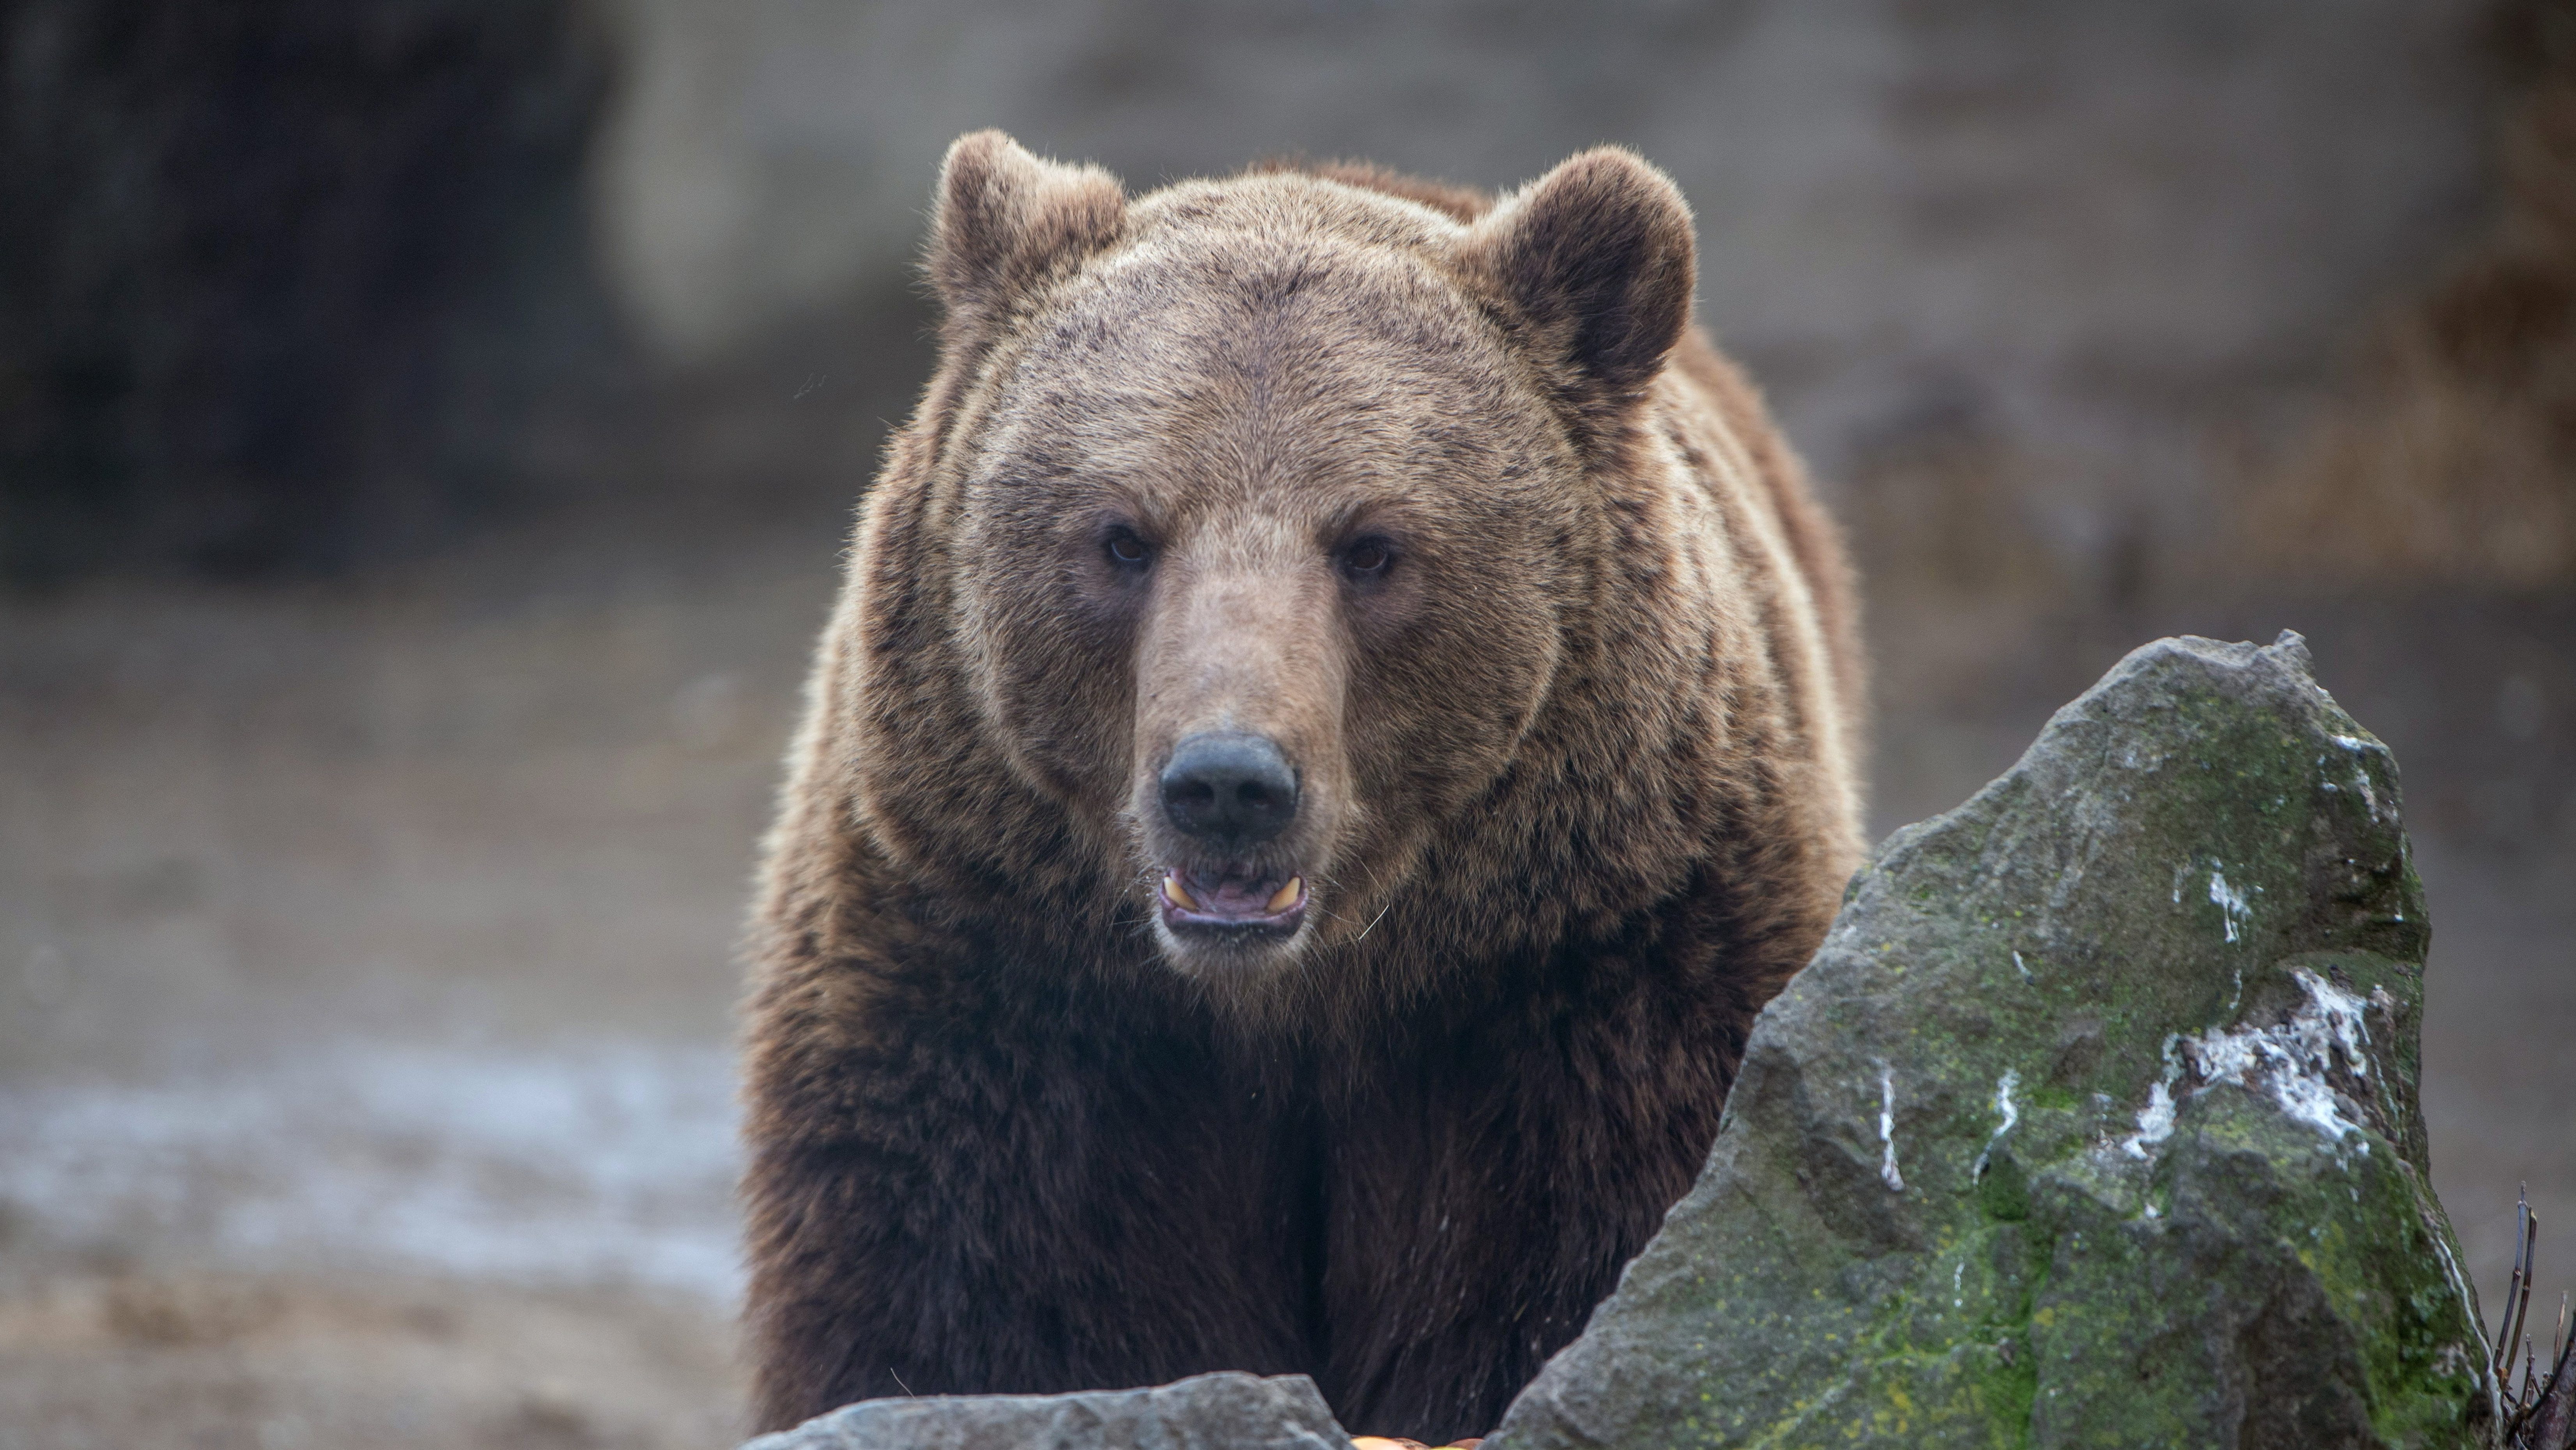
[1160,732,1298,847]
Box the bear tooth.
[1266,877,1303,913]
[1162,874,1199,911]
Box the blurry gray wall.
[0,0,617,582]
[593,0,2491,587]
[0,0,2507,596]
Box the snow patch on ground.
[0,1041,742,1301]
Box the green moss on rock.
[1490,634,2491,1450]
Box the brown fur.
[740,133,1867,1443]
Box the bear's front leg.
[739,954,1319,1432]
[1316,981,1741,1446]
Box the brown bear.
[740,132,1866,1445]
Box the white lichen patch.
[2426,1225,2509,1426]
[2117,970,2377,1164]
[1878,1066,1905,1192]
[2328,735,2390,820]
[2207,867,2255,943]
[1973,1069,2020,1179]
[2121,1038,2184,1159]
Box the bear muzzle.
[1153,732,1313,941]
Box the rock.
[741,1370,1354,1450]
[1491,633,2492,1450]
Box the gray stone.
[741,1371,1354,1450]
[1492,633,2493,1450]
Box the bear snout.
[1154,731,1313,944]
[1159,731,1298,848]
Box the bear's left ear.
[928,131,1126,345]
[1460,147,1696,404]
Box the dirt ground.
[0,1268,740,1450]
[0,519,820,1448]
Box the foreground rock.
[742,1371,1353,1450]
[1491,633,2490,1449]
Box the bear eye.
[1104,527,1153,569]
[1340,537,1395,581]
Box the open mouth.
[1158,865,1308,936]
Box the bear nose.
[1161,732,1298,848]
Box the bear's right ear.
[928,131,1126,343]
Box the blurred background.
[3,1,2571,1445]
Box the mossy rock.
[1491,633,2493,1450]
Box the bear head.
[859,131,1699,990]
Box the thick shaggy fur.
[740,133,1866,1443]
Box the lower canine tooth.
[1163,874,1198,911]
[1266,877,1303,913]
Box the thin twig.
[2503,1188,2537,1380]
[2519,1206,2545,1389]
